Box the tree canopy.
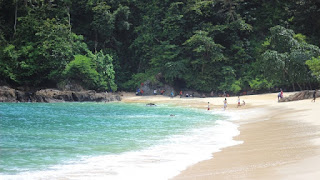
[1,0,320,92]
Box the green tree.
[306,56,320,81]
[182,30,225,91]
[93,51,117,91]
[2,0,320,92]
[218,66,239,93]
[64,52,118,91]
[91,2,114,52]
[184,30,225,74]
[260,26,320,90]
[249,76,273,92]
[64,55,101,90]
[0,1,91,87]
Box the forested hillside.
[1,0,320,93]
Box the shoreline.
[1,97,242,180]
[122,92,320,179]
[171,95,320,179]
[2,92,319,179]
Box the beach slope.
[171,93,320,180]
[122,92,320,180]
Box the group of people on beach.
[136,88,166,96]
[136,88,144,96]
[179,91,194,98]
[207,96,245,111]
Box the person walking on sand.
[312,90,317,102]
[207,102,210,110]
[223,98,227,111]
[237,96,241,108]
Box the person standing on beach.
[208,102,210,110]
[312,90,317,102]
[237,96,241,108]
[278,92,281,101]
[171,91,174,98]
[223,98,227,111]
[278,88,283,102]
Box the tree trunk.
[297,82,302,91]
[13,0,18,36]
[308,81,312,90]
[292,82,295,91]
[67,6,71,31]
[94,32,98,53]
[138,59,142,73]
[201,63,204,75]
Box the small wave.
[2,118,242,180]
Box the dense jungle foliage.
[1,0,320,93]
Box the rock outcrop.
[279,90,319,102]
[0,86,121,103]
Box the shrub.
[64,55,102,90]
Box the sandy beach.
[122,92,320,179]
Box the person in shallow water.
[223,98,227,110]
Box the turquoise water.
[0,102,236,178]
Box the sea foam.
[2,111,242,180]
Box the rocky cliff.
[0,86,121,103]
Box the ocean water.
[0,102,241,180]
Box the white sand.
[122,92,320,179]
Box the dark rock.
[0,86,121,103]
[0,86,16,102]
[146,103,156,106]
[72,92,79,101]
[279,90,320,102]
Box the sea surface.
[0,102,241,180]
